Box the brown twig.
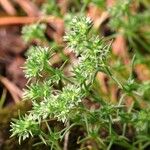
[0,16,61,26]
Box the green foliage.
[64,16,92,55]
[24,46,51,78]
[108,0,131,30]
[23,82,52,100]
[10,114,40,144]
[108,0,150,53]
[65,16,110,84]
[11,15,150,149]
[41,0,61,16]
[22,23,46,42]
[134,109,150,133]
[91,0,106,8]
[138,81,150,101]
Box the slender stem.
[117,94,126,117]
[80,0,88,14]
[0,88,7,108]
[45,64,74,84]
[104,66,123,89]
[122,123,127,136]
[107,140,113,150]
[63,76,74,84]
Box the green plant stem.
[107,140,113,150]
[0,88,7,108]
[117,94,126,117]
[45,64,74,84]
[103,66,124,89]
[80,0,88,14]
[40,132,61,150]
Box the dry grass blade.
[0,0,16,15]
[14,0,40,16]
[0,75,22,103]
[0,16,61,26]
[87,4,109,29]
[112,34,130,64]
[63,122,70,150]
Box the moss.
[0,101,48,150]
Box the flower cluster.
[24,46,51,78]
[64,16,92,55]
[23,81,52,100]
[30,84,83,123]
[10,114,40,144]
[65,17,110,84]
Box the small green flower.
[10,114,40,144]
[23,81,52,100]
[22,23,46,42]
[24,46,51,78]
[64,16,92,55]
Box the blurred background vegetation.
[0,0,150,149]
